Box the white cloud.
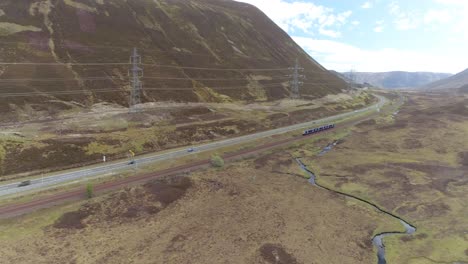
[235,0,467,74]
[292,36,465,73]
[433,0,468,5]
[424,9,452,24]
[361,1,372,9]
[432,0,468,40]
[387,2,421,30]
[373,26,384,32]
[235,0,351,38]
[374,20,384,32]
[388,1,400,15]
[394,15,420,30]
[319,28,341,38]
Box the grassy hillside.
[0,0,346,121]
[422,68,468,90]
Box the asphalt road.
[0,95,386,198]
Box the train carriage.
[303,124,335,136]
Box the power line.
[0,62,129,66]
[0,77,114,82]
[0,82,337,97]
[0,76,290,83]
[0,83,287,98]
[0,40,273,60]
[0,62,341,75]
[0,61,290,72]
[142,76,290,81]
[303,82,333,85]
[140,63,290,71]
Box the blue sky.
[236,0,468,73]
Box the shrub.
[86,183,94,199]
[211,155,224,168]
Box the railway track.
[0,95,390,218]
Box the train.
[302,124,335,136]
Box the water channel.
[295,157,416,264]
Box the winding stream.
[295,158,416,264]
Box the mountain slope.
[329,70,374,88]
[0,0,346,115]
[422,68,468,90]
[341,71,452,89]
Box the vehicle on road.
[128,160,136,165]
[302,124,335,136]
[18,180,31,187]
[187,148,195,153]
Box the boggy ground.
[0,90,374,179]
[0,152,399,264]
[299,92,468,263]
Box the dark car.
[128,160,136,165]
[18,180,31,187]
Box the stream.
[295,158,416,264]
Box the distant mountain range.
[329,70,375,88]
[340,71,452,89]
[422,68,468,90]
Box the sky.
[235,0,468,73]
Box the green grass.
[0,202,81,242]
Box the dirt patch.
[458,152,468,166]
[165,234,188,253]
[53,211,88,229]
[396,201,450,218]
[395,205,419,215]
[53,204,96,229]
[356,119,376,128]
[267,112,289,121]
[378,119,408,130]
[400,233,428,242]
[254,153,274,169]
[144,176,192,206]
[419,202,451,218]
[170,106,214,123]
[345,163,384,174]
[254,152,292,169]
[259,243,298,264]
[402,138,423,149]
[289,107,329,122]
[53,177,192,229]
[440,102,468,116]
[174,119,263,143]
[201,179,224,192]
[266,113,291,127]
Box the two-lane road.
[0,95,386,198]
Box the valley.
[0,0,467,263]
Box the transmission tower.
[129,47,143,113]
[288,58,304,99]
